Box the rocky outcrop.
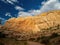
[0,10,60,45]
[4,10,60,32]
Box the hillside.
[4,10,60,33]
[0,10,60,45]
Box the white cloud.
[17,0,60,17]
[0,17,6,24]
[41,1,46,5]
[39,0,60,13]
[18,10,41,17]
[28,10,41,15]
[5,12,12,17]
[15,6,24,11]
[7,0,14,4]
[2,0,18,5]
[0,17,5,20]
[10,0,18,3]
[18,11,32,17]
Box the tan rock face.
[0,10,60,45]
[4,10,60,33]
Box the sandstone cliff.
[0,10,60,45]
[3,10,60,33]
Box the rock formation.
[3,10,60,33]
[0,10,60,45]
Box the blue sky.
[0,0,46,19]
[0,0,60,24]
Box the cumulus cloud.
[5,12,12,17]
[2,0,18,5]
[39,0,60,13]
[17,0,60,17]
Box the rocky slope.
[3,10,60,32]
[0,10,60,45]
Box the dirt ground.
[27,41,45,45]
